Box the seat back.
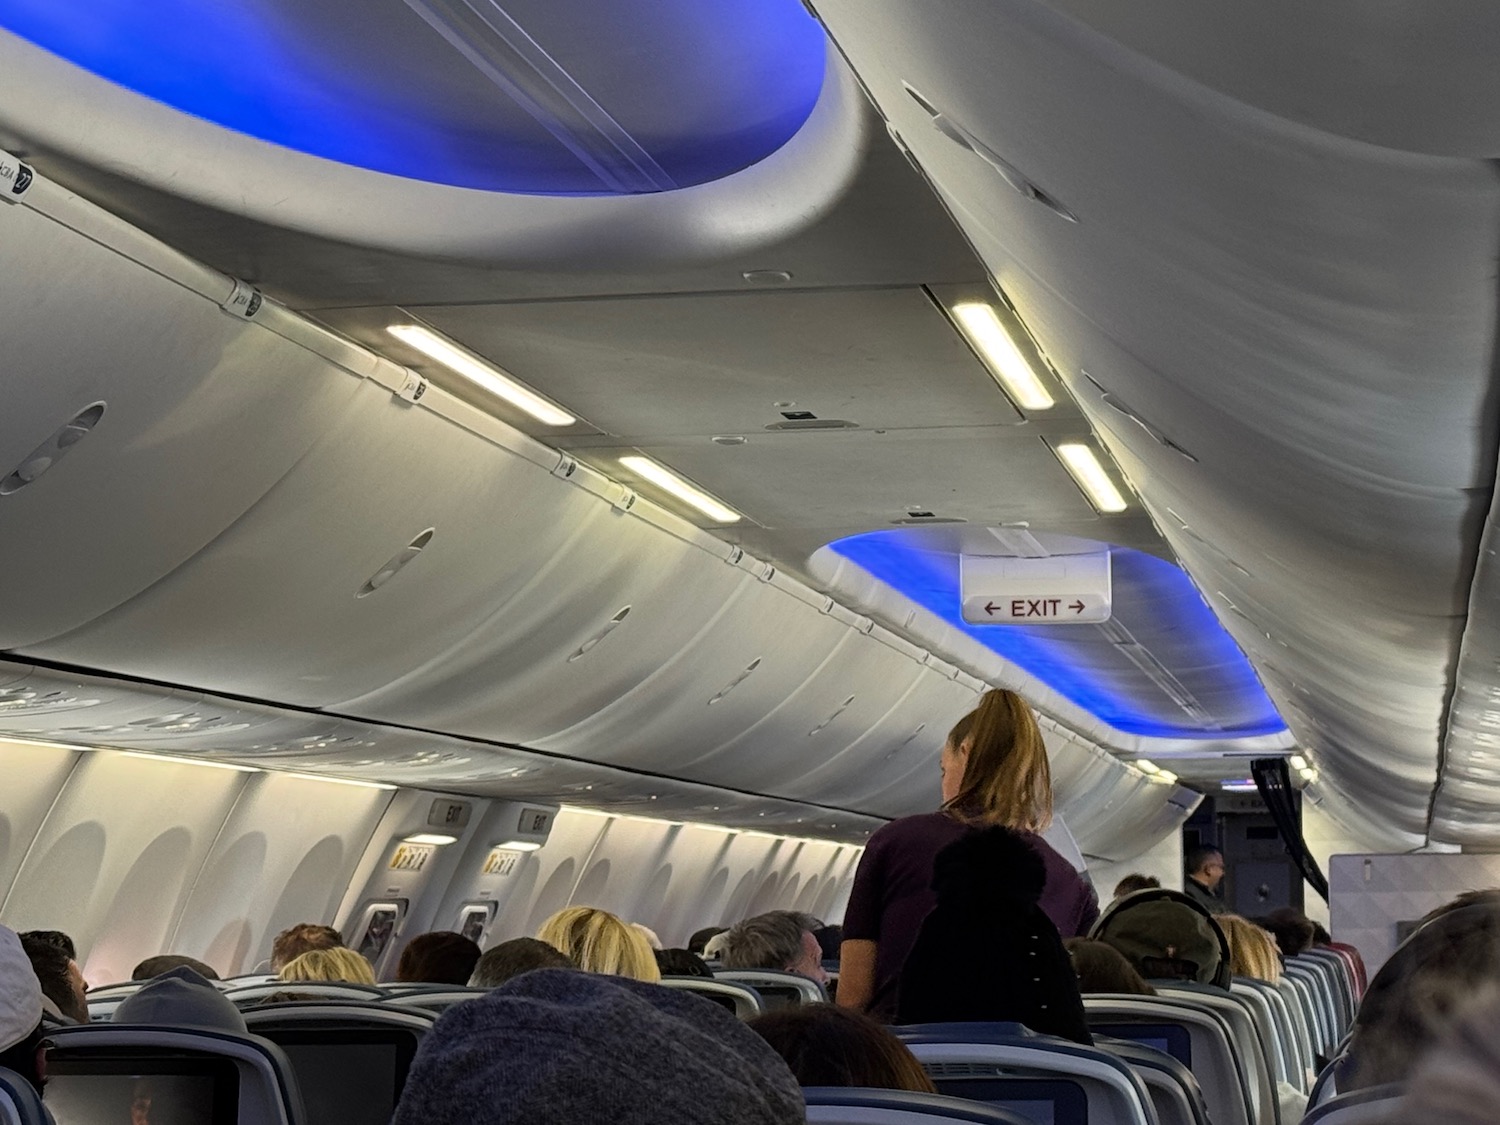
[897,1022,1156,1125]
[714,970,826,1009]
[373,986,489,1014]
[1091,1037,1210,1125]
[1083,995,1249,1125]
[804,1088,1034,1124]
[1301,1084,1404,1125]
[1282,970,1331,1056]
[84,982,148,1022]
[242,1002,433,1125]
[223,981,387,1007]
[1153,984,1278,1125]
[0,1068,47,1125]
[657,976,764,1019]
[45,1023,304,1125]
[1272,976,1318,1076]
[1242,978,1310,1091]
[1229,981,1290,1087]
[1296,953,1355,1035]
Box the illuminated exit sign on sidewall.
[959,552,1112,625]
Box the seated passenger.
[278,947,377,986]
[395,932,481,985]
[18,930,76,961]
[702,930,731,961]
[132,954,220,982]
[688,926,727,957]
[1065,938,1156,995]
[0,924,47,1094]
[1112,874,1160,899]
[113,966,248,1033]
[1093,890,1227,987]
[1257,907,1315,957]
[270,922,344,972]
[536,907,661,982]
[749,1003,936,1092]
[1341,900,1500,1091]
[1218,915,1282,982]
[470,938,575,988]
[19,933,88,1023]
[721,911,828,985]
[391,968,803,1125]
[655,948,714,979]
[895,826,1092,1043]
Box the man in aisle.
[1183,845,1228,915]
[721,911,828,986]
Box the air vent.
[1,402,106,496]
[708,658,762,705]
[1081,372,1198,462]
[780,410,817,420]
[809,695,856,736]
[568,606,631,662]
[892,510,966,525]
[886,723,927,760]
[764,418,859,431]
[356,529,434,597]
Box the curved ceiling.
[0,0,827,192]
[823,528,1286,739]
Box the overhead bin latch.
[219,278,267,321]
[0,149,35,203]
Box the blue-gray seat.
[223,981,387,1007]
[1092,1036,1210,1125]
[895,1022,1156,1125]
[45,1023,303,1125]
[804,1087,1034,1124]
[1153,982,1279,1125]
[1301,1083,1404,1125]
[657,976,764,1019]
[714,969,826,1009]
[372,985,489,1014]
[0,1067,47,1125]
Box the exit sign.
[959,552,1112,625]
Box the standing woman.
[837,688,1099,1018]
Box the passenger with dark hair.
[839,689,1098,1017]
[895,827,1092,1043]
[391,969,803,1125]
[270,922,344,972]
[396,931,482,985]
[470,938,575,988]
[1065,938,1156,995]
[0,924,48,1094]
[20,933,87,1024]
[749,1003,936,1092]
[722,911,827,984]
[1258,907,1315,957]
[1418,888,1500,927]
[132,954,220,982]
[1341,901,1500,1092]
[1183,846,1227,914]
[655,948,714,978]
[1113,874,1160,899]
[688,926,727,956]
[18,930,75,962]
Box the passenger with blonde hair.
[1219,915,1282,983]
[838,688,1098,1017]
[536,906,661,982]
[278,946,377,985]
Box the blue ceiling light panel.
[0,0,828,193]
[829,529,1287,739]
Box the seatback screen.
[261,1029,416,1125]
[46,1056,238,1125]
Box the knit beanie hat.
[113,966,248,1034]
[0,925,43,1053]
[392,968,804,1125]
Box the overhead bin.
[0,199,364,649]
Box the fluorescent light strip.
[1054,443,1128,513]
[619,455,741,523]
[404,832,458,846]
[950,302,1055,411]
[1220,780,1259,792]
[386,324,576,426]
[119,751,259,773]
[1155,769,1179,784]
[1135,759,1160,774]
[493,839,543,852]
[275,771,397,791]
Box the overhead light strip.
[950,301,1055,411]
[1053,442,1128,513]
[619,455,741,523]
[119,751,259,773]
[386,324,576,426]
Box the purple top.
[842,811,1099,1016]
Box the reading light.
[120,751,259,773]
[951,302,1055,411]
[493,839,544,852]
[619,455,741,523]
[1290,754,1309,771]
[1298,767,1317,782]
[1135,759,1160,774]
[403,832,458,846]
[386,324,576,426]
[1054,443,1128,513]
